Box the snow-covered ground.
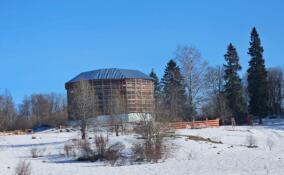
[1,120,284,175]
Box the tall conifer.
[223,43,246,124]
[247,27,268,124]
[161,60,187,121]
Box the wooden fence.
[0,119,220,136]
[0,129,32,136]
[167,119,220,129]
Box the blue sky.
[0,0,284,104]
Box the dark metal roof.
[67,68,154,83]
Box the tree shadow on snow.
[0,141,64,149]
[51,159,106,167]
[253,118,284,131]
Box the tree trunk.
[258,116,263,125]
[81,120,86,139]
[115,124,119,136]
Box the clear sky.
[0,0,284,104]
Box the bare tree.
[242,72,250,114]
[153,101,171,123]
[201,66,231,122]
[31,94,49,126]
[18,95,32,117]
[107,89,126,136]
[43,93,67,127]
[267,67,283,115]
[0,91,67,131]
[17,93,67,129]
[202,66,231,123]
[282,66,284,114]
[0,90,17,131]
[176,45,208,121]
[70,80,97,139]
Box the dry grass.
[167,134,223,144]
[266,137,274,151]
[14,160,31,175]
[94,135,107,158]
[64,142,76,157]
[30,147,46,158]
[246,135,257,148]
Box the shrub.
[14,160,31,175]
[145,137,162,162]
[94,135,108,158]
[30,147,45,158]
[41,113,68,128]
[131,136,163,163]
[105,142,125,166]
[78,139,93,158]
[131,143,145,162]
[64,142,76,157]
[134,121,156,139]
[133,121,167,163]
[144,140,154,162]
[76,139,99,162]
[14,117,33,130]
[65,136,125,165]
[71,138,80,148]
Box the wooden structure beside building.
[65,68,154,122]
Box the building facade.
[65,68,154,122]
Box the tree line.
[0,91,67,131]
[150,27,284,125]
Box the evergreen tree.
[149,68,162,101]
[149,69,164,121]
[161,59,187,121]
[247,27,268,124]
[223,43,246,124]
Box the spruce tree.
[149,68,163,120]
[161,59,187,121]
[247,27,268,124]
[149,68,162,101]
[223,43,246,124]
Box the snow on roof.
[66,68,153,83]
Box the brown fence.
[167,119,220,129]
[0,129,33,136]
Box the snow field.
[0,125,284,175]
